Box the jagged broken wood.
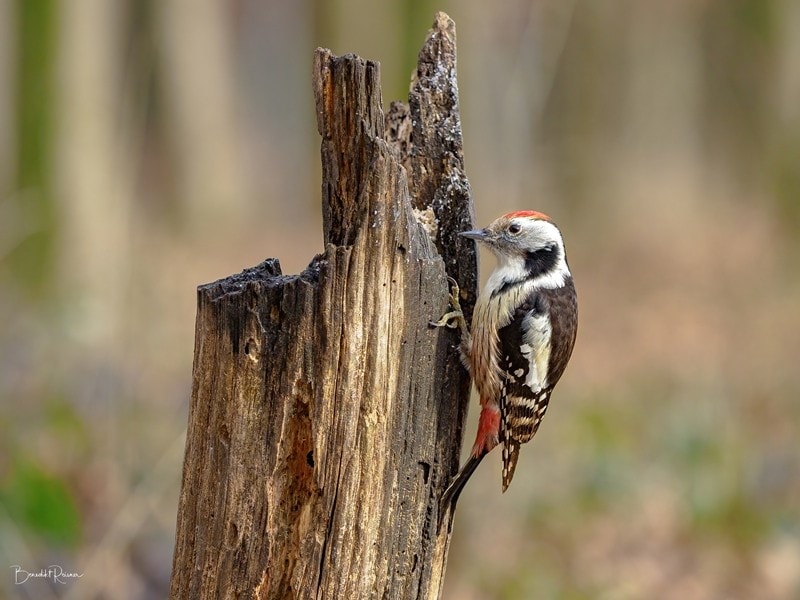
[169,12,477,600]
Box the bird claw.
[429,311,462,329]
[430,276,466,330]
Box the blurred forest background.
[1,0,799,598]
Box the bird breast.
[470,281,536,402]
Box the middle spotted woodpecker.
[433,210,578,508]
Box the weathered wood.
[169,12,476,600]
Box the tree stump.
[169,12,477,599]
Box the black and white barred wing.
[497,295,553,491]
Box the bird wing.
[497,293,553,490]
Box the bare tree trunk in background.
[0,0,14,199]
[155,0,251,231]
[170,13,477,600]
[56,0,132,347]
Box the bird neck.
[485,247,570,299]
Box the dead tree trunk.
[169,12,476,600]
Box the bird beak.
[459,228,489,242]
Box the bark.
[170,12,476,600]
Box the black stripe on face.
[524,244,559,278]
[491,245,561,299]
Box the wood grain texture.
[170,12,476,600]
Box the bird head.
[460,211,570,286]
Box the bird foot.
[429,276,466,331]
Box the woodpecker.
[434,210,578,508]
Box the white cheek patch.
[485,258,528,295]
[485,240,570,293]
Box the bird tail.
[501,439,520,492]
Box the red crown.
[503,210,551,221]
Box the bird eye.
[508,223,521,235]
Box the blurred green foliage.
[0,396,88,549]
[1,457,80,547]
[9,0,58,295]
